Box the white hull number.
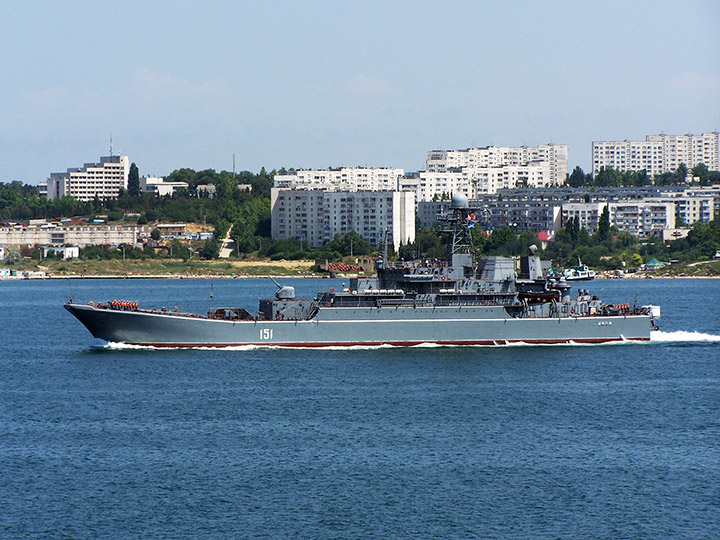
[260,328,274,340]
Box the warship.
[65,194,659,348]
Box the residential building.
[426,144,568,186]
[271,188,415,251]
[46,155,130,201]
[561,203,608,234]
[42,245,80,260]
[608,200,675,238]
[416,186,712,237]
[472,163,554,194]
[274,167,405,191]
[654,194,714,225]
[592,132,720,176]
[398,171,475,202]
[196,184,216,198]
[155,224,188,238]
[417,199,561,233]
[140,176,188,196]
[0,223,147,247]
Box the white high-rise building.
[46,155,130,201]
[608,200,675,238]
[271,188,415,251]
[561,202,608,234]
[273,167,405,191]
[426,144,568,186]
[592,133,720,176]
[398,171,475,202]
[399,163,554,202]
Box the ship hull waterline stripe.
[123,337,650,348]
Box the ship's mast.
[437,193,484,259]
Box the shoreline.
[0,272,347,280]
[3,272,719,281]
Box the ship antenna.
[269,277,282,290]
[383,229,389,269]
[66,278,75,303]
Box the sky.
[1,0,718,184]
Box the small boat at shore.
[563,258,596,281]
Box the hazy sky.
[1,0,718,184]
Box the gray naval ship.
[65,194,660,348]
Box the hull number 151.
[260,329,274,340]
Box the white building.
[274,167,405,191]
[42,245,80,260]
[472,163,554,194]
[140,176,188,196]
[399,163,554,202]
[426,144,568,186]
[650,194,714,226]
[0,223,146,247]
[592,132,720,176]
[46,155,130,201]
[561,202,608,234]
[608,200,675,238]
[271,188,415,251]
[398,171,475,202]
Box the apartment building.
[561,202,608,234]
[417,199,561,233]
[416,186,713,237]
[592,132,720,176]
[426,144,568,186]
[398,163,554,202]
[140,176,188,196]
[472,163,554,194]
[271,188,415,251]
[608,201,675,238]
[273,167,405,191]
[46,155,130,201]
[398,171,475,202]
[0,223,146,247]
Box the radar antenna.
[436,193,488,259]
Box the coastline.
[3,256,719,280]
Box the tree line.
[567,163,720,188]
[2,161,720,265]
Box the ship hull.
[65,304,653,348]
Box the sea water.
[1,277,718,539]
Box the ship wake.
[650,330,720,343]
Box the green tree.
[676,163,688,184]
[691,163,709,184]
[150,228,161,241]
[594,167,622,187]
[567,166,587,188]
[596,206,611,242]
[327,231,371,256]
[127,163,140,198]
[199,238,220,259]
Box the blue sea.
[1,277,719,539]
